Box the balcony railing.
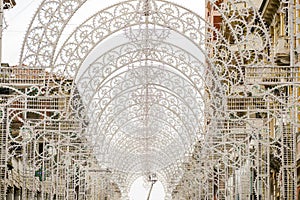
[0,67,48,86]
[0,95,68,111]
[245,66,299,85]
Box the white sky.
[2,1,205,199]
[129,177,165,200]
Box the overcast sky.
[3,0,205,66]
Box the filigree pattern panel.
[1,0,298,199]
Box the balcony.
[227,97,267,111]
[0,67,48,87]
[2,96,68,111]
[245,66,298,85]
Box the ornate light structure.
[0,0,299,199]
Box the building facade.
[0,65,121,199]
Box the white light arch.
[2,0,296,199]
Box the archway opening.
[129,176,165,200]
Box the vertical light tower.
[0,1,15,198]
[0,0,16,65]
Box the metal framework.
[0,0,299,199]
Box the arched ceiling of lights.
[4,0,204,65]
[55,0,205,61]
[16,0,211,182]
[71,0,206,174]
[50,0,206,78]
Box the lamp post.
[146,173,157,200]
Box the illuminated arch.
[5,0,292,199]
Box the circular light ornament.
[45,143,57,157]
[20,126,33,143]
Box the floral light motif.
[1,0,298,199]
